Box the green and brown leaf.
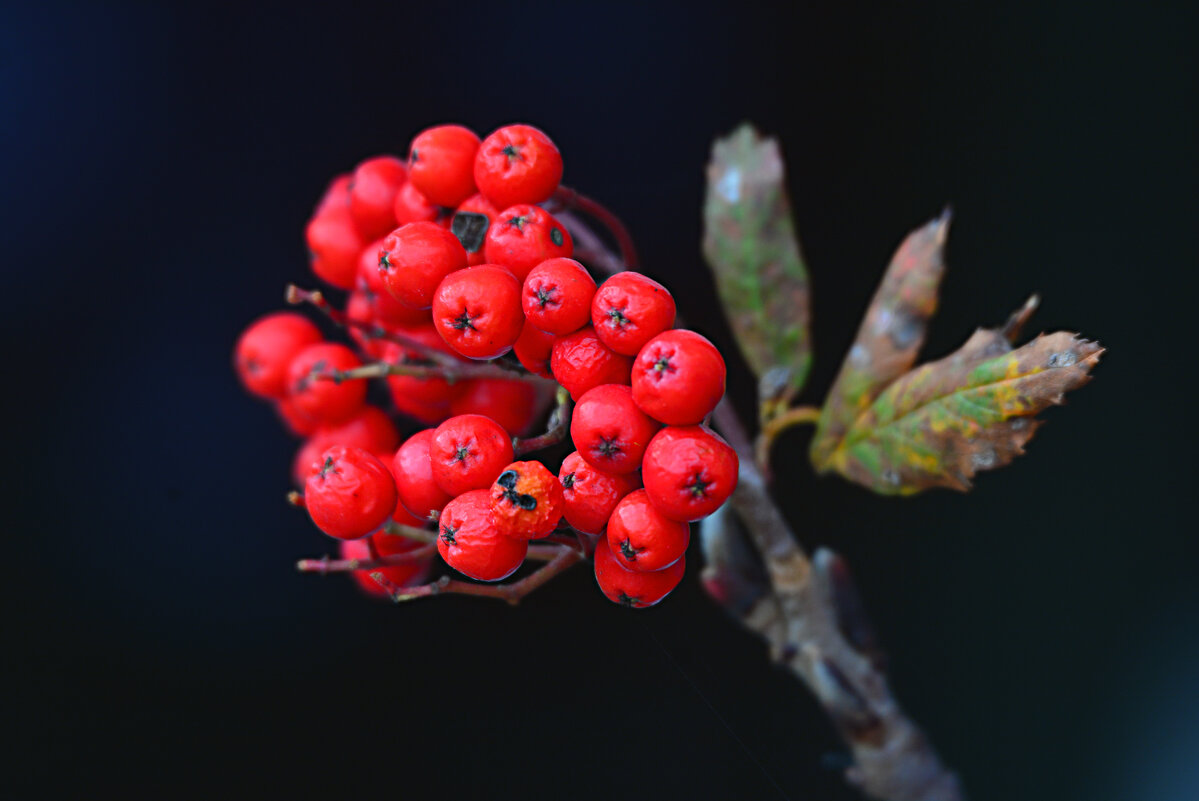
[703,124,812,397]
[811,216,1103,495]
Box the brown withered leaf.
[809,211,951,468]
[703,124,812,395]
[814,295,1102,494]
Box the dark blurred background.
[5,1,1196,798]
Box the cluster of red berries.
[235,122,738,608]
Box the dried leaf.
[703,124,812,394]
[817,302,1102,494]
[810,211,951,468]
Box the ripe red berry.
[304,445,398,540]
[349,155,407,240]
[431,265,524,360]
[482,204,573,282]
[378,222,468,309]
[430,414,515,496]
[357,240,431,327]
[550,326,633,401]
[408,124,480,208]
[452,193,500,266]
[437,489,528,581]
[392,181,443,226]
[291,404,401,486]
[235,312,323,399]
[276,395,321,438]
[474,124,563,210]
[341,531,432,598]
[606,489,690,572]
[631,329,726,425]
[315,173,351,216]
[392,429,454,519]
[449,378,542,436]
[286,343,367,424]
[512,319,555,379]
[489,461,565,540]
[570,384,659,475]
[593,535,685,608]
[642,425,739,522]
[591,272,676,356]
[522,257,596,335]
[558,451,641,535]
[306,204,366,290]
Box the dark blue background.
[5,1,1197,799]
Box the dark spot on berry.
[440,524,457,545]
[245,357,260,374]
[688,472,712,498]
[502,144,521,161]
[562,472,575,489]
[497,470,518,489]
[606,307,631,328]
[410,148,419,163]
[596,437,622,458]
[379,251,392,271]
[318,456,337,479]
[619,539,640,561]
[451,212,489,253]
[654,356,673,373]
[506,214,528,231]
[617,591,639,607]
[536,287,556,308]
[452,310,477,331]
[550,227,564,246]
[454,446,470,463]
[497,470,538,510]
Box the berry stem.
[296,544,437,574]
[319,358,549,386]
[552,186,639,270]
[371,545,583,605]
[381,519,438,544]
[513,385,572,456]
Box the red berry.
[631,329,726,425]
[593,535,685,608]
[482,204,573,282]
[392,429,454,520]
[380,325,465,407]
[357,240,430,327]
[349,155,407,240]
[315,173,351,216]
[388,384,453,426]
[286,343,367,424]
[392,181,443,225]
[522,257,596,335]
[437,489,528,581]
[570,384,659,475]
[429,414,515,496]
[558,451,641,535]
[512,319,555,379]
[452,193,500,266]
[408,124,480,208]
[431,265,524,360]
[306,203,366,290]
[489,461,565,540]
[304,446,398,540]
[606,489,690,572]
[449,378,542,436]
[550,326,633,401]
[591,272,676,356]
[378,221,468,309]
[642,425,739,522]
[290,405,400,487]
[276,395,321,438]
[341,531,432,598]
[474,124,563,209]
[235,312,323,399]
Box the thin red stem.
[296,543,437,574]
[552,186,639,270]
[371,546,582,605]
[513,385,572,456]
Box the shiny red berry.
[276,395,321,438]
[570,384,659,475]
[357,240,430,327]
[392,181,443,226]
[489,461,565,540]
[642,425,739,522]
[392,429,454,520]
[591,272,676,356]
[408,124,480,208]
[606,489,690,572]
[430,414,515,496]
[631,329,726,425]
[558,451,641,535]
[349,155,407,240]
[286,343,367,424]
[449,378,542,436]
[306,203,366,290]
[513,319,555,379]
[452,193,500,266]
[304,446,398,540]
[378,222,468,309]
[474,124,563,210]
[593,535,685,608]
[341,531,432,598]
[522,257,596,335]
[482,204,573,282]
[550,326,633,401]
[235,312,323,399]
[437,489,528,581]
[291,404,401,486]
[431,265,523,360]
